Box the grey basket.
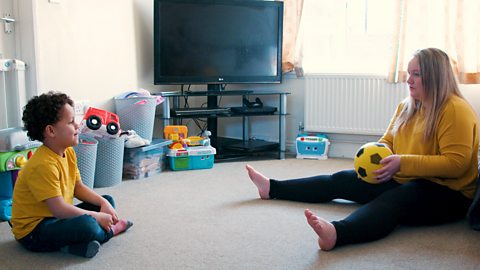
[73,136,98,189]
[114,97,157,141]
[94,136,125,188]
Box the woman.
[246,48,479,250]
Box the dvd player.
[171,107,231,116]
[230,106,277,115]
[185,90,254,96]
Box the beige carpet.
[1,157,479,270]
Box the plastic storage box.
[168,146,216,171]
[123,139,172,179]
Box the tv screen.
[154,0,284,86]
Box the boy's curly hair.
[22,91,74,142]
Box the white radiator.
[305,74,409,135]
[0,59,27,129]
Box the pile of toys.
[163,125,216,171]
[0,128,41,220]
[79,107,150,147]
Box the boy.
[11,91,133,258]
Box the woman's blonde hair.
[392,48,463,140]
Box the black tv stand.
[157,89,289,160]
[206,84,219,147]
[185,90,254,96]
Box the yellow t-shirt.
[11,145,81,240]
[379,95,479,198]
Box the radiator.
[0,59,26,129]
[305,74,409,135]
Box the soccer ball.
[353,142,393,184]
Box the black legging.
[269,170,472,247]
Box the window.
[299,0,396,75]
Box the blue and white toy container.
[168,146,216,171]
[296,133,330,160]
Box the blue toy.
[296,133,330,160]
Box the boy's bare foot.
[304,209,336,251]
[245,164,270,199]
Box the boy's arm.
[73,181,119,223]
[45,196,113,231]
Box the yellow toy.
[163,125,188,149]
[185,136,204,146]
[353,142,393,184]
[164,125,188,141]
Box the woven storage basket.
[94,136,125,188]
[114,97,156,141]
[73,136,98,189]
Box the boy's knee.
[102,195,115,208]
[74,215,103,240]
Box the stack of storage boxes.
[123,139,171,179]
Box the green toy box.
[167,146,216,171]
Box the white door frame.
[0,0,38,128]
[15,0,38,100]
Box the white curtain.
[281,0,304,74]
[388,0,480,84]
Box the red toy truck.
[80,107,121,138]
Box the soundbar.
[171,107,231,117]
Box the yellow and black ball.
[353,142,393,184]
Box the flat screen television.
[153,0,284,90]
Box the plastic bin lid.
[125,139,172,152]
[168,146,216,157]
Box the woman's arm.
[400,100,477,178]
[378,103,404,151]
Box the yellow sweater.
[379,95,479,199]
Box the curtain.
[281,0,304,74]
[388,0,480,84]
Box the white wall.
[31,0,139,112]
[18,0,480,157]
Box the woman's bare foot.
[304,209,336,251]
[245,164,270,199]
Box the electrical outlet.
[74,100,89,116]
